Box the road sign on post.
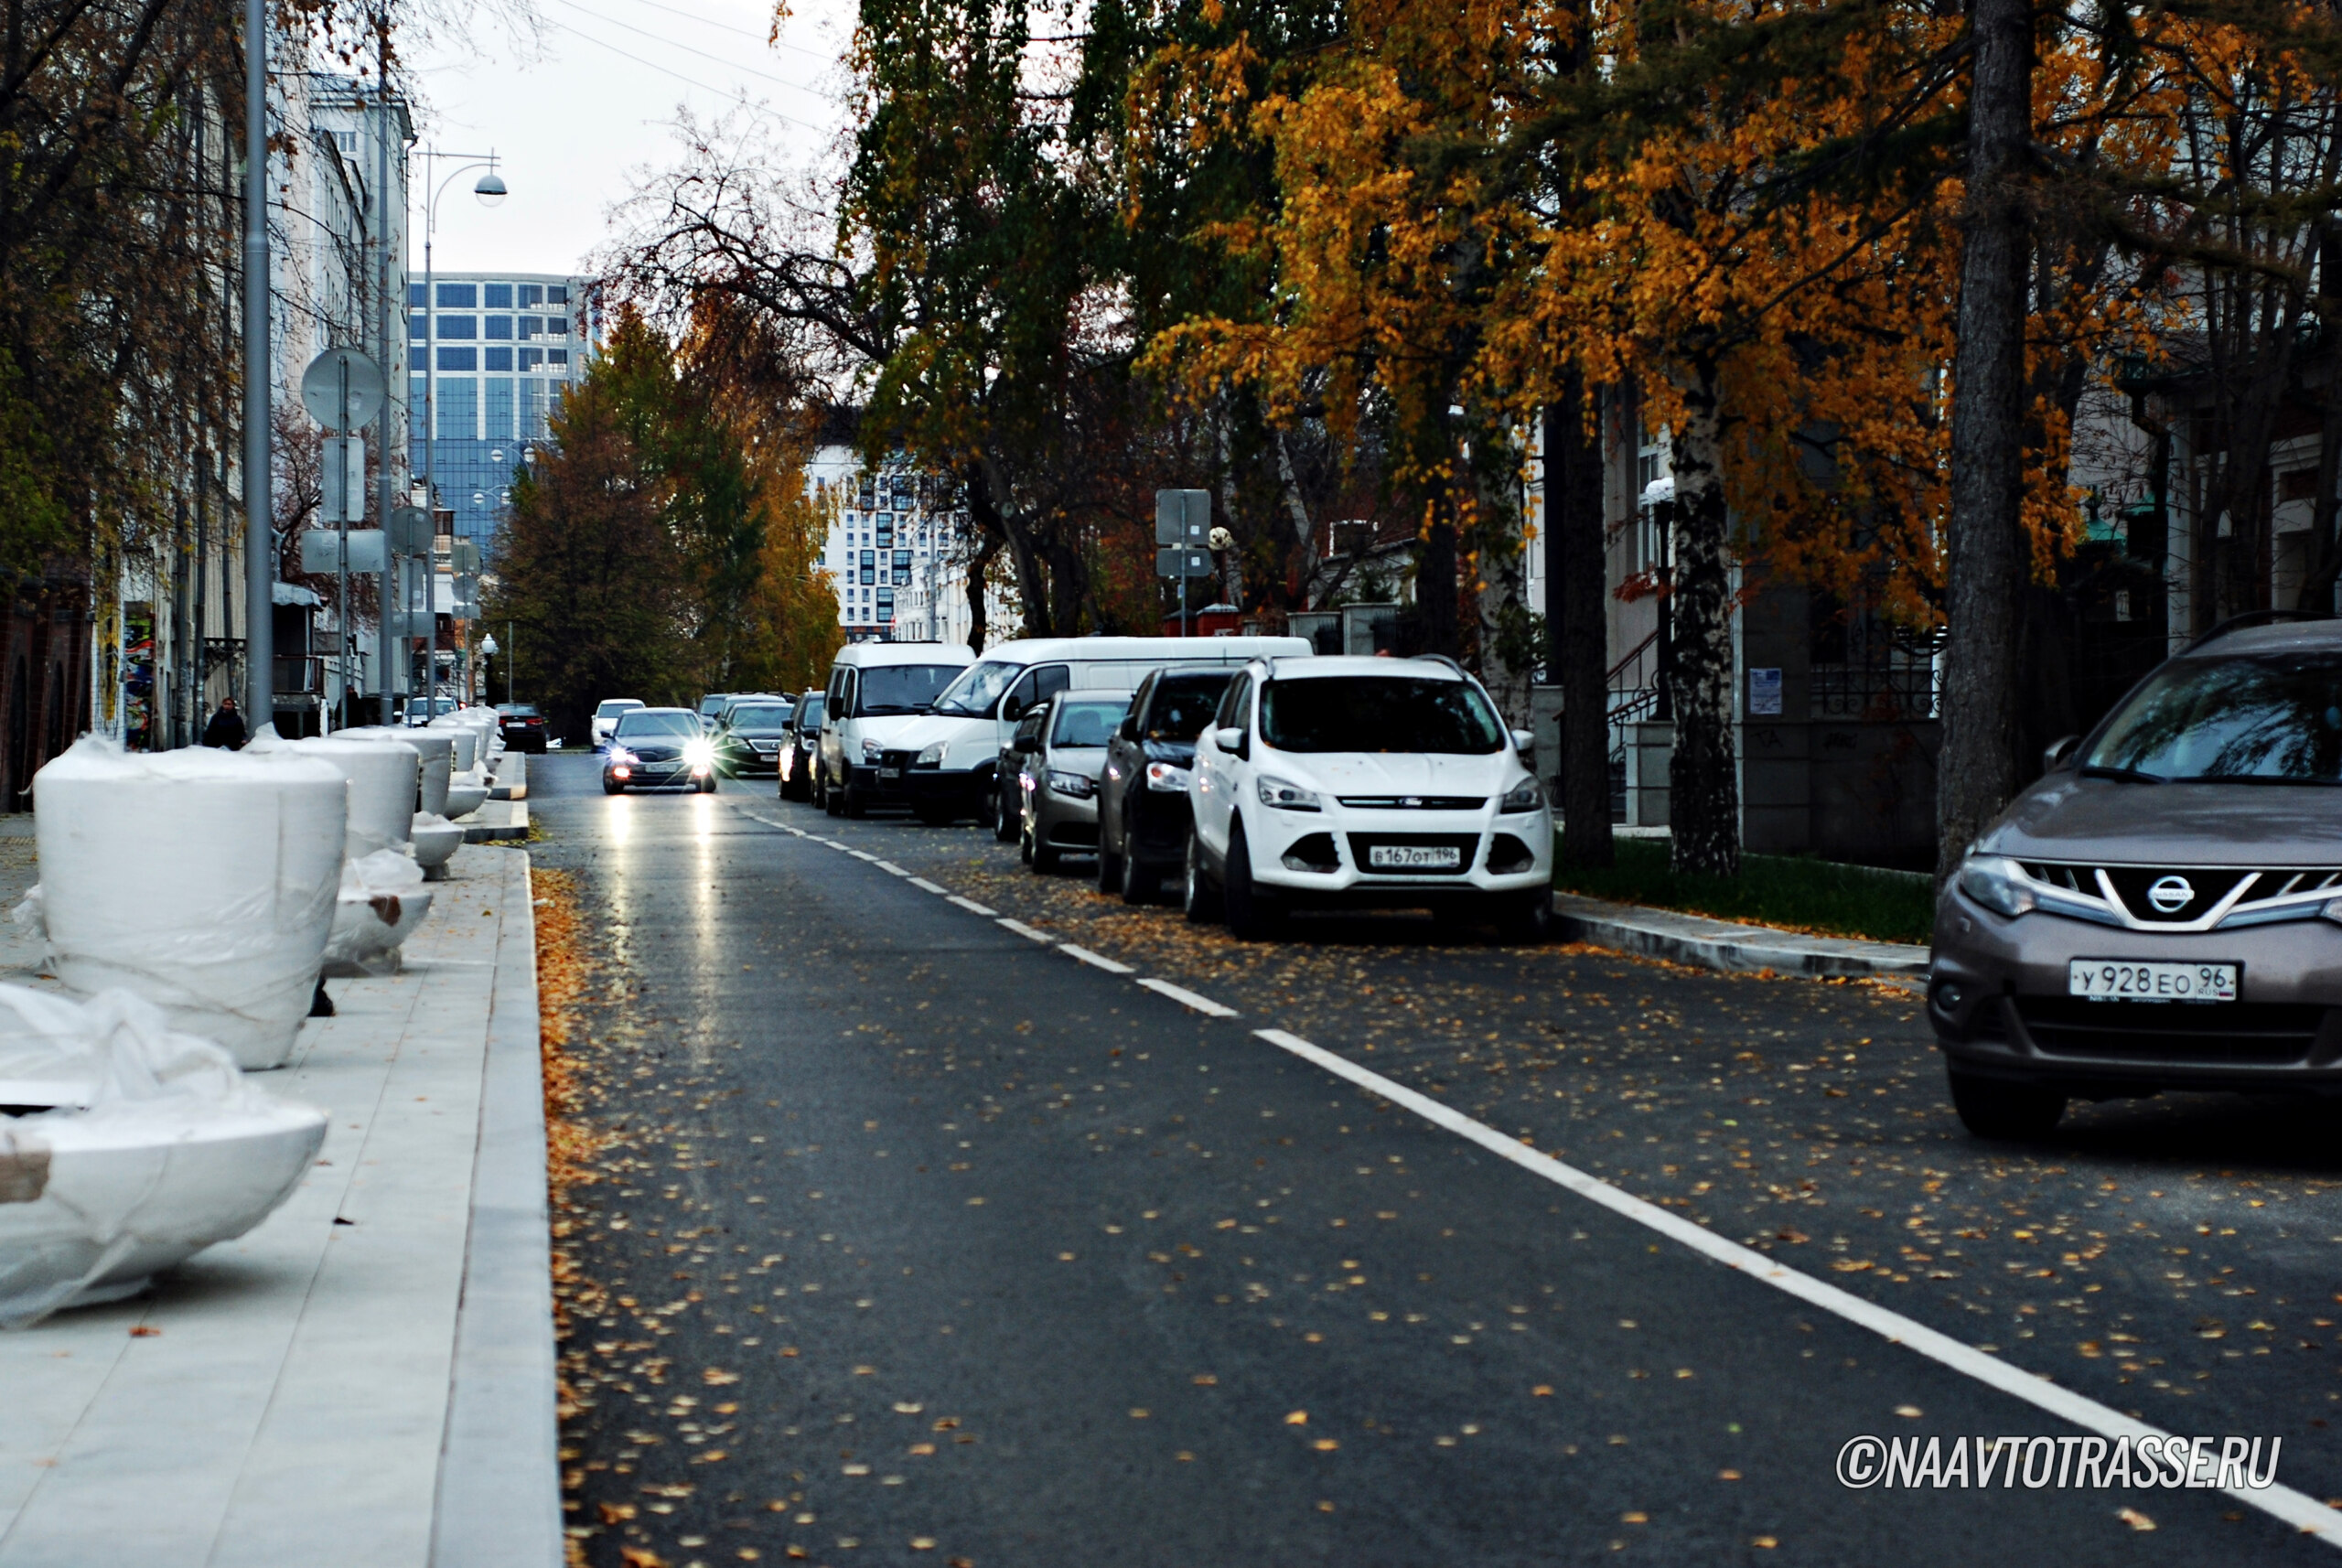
[299,348,384,431]
[1155,489,1213,637]
[387,506,434,553]
[322,436,366,522]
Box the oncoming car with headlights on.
[1931,615,2342,1139]
[1183,655,1553,940]
[602,706,719,794]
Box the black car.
[603,706,716,793]
[1095,666,1238,901]
[496,702,548,753]
[987,703,1049,842]
[715,698,793,776]
[777,691,824,801]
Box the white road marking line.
[847,849,878,862]
[816,839,848,851]
[1136,978,1240,1018]
[1058,943,1134,975]
[874,860,911,876]
[908,877,947,895]
[997,918,1055,944]
[947,896,998,917]
[1249,1026,2342,1548]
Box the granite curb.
[1552,892,1931,987]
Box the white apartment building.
[807,442,1015,645]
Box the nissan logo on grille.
[2146,875,2195,914]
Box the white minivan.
[874,635,1311,824]
[815,640,976,818]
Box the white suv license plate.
[2068,960,2238,1003]
[1369,844,1462,871]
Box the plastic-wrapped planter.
[338,726,452,819]
[0,985,328,1328]
[259,736,417,858]
[321,848,435,976]
[29,738,345,1070]
[409,814,463,878]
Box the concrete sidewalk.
[0,836,558,1568]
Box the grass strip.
[1554,836,1935,945]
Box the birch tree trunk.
[1935,0,2033,885]
[1666,363,1738,877]
[1547,383,1613,866]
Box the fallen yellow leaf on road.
[1284,1411,1308,1425]
[2118,1509,2156,1532]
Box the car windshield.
[1050,696,1130,748]
[858,664,961,715]
[498,704,539,716]
[729,704,790,733]
[698,696,728,715]
[932,660,1020,716]
[797,694,824,728]
[614,710,700,739]
[1259,676,1505,754]
[1144,672,1235,741]
[595,700,642,718]
[2083,652,2342,783]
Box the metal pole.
[508,618,514,706]
[334,361,349,732]
[422,151,435,720]
[242,0,272,728]
[373,32,392,724]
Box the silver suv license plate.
[1369,844,1462,871]
[2068,960,2239,1003]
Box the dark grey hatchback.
[1931,618,2342,1138]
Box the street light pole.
[415,147,505,724]
[242,0,272,729]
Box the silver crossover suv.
[1932,617,2342,1138]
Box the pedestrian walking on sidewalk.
[202,697,247,750]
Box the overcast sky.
[403,0,855,276]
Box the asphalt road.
[530,755,2342,1567]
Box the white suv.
[1185,655,1553,940]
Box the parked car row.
[759,635,1557,941]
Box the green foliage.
[485,310,840,740]
[1555,836,1934,945]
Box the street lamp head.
[480,634,500,658]
[474,170,508,206]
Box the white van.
[815,640,976,818]
[874,635,1310,823]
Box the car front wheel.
[1221,821,1281,940]
[1183,831,1218,924]
[1947,1069,2065,1141]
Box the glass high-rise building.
[407,271,601,555]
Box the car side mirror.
[1510,727,1537,760]
[1214,725,1243,754]
[2044,735,2079,773]
[1117,716,1137,743]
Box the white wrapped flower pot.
[338,726,452,819]
[0,986,328,1328]
[322,849,435,976]
[30,738,344,1070]
[411,814,463,878]
[260,736,417,858]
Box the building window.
[485,316,513,340]
[409,283,427,308]
[859,550,876,585]
[548,349,568,367]
[892,550,911,585]
[875,512,893,547]
[484,346,512,372]
[438,346,477,371]
[409,314,426,339]
[547,285,569,305]
[484,283,513,308]
[485,378,516,440]
[515,347,541,371]
[438,315,477,339]
[436,377,478,439]
[876,587,895,621]
[520,284,543,307]
[437,283,477,308]
[857,476,876,510]
[547,317,568,337]
[519,317,541,339]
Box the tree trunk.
[1546,384,1613,866]
[1666,364,1738,877]
[1417,511,1460,657]
[1935,0,2032,885]
[964,532,1001,654]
